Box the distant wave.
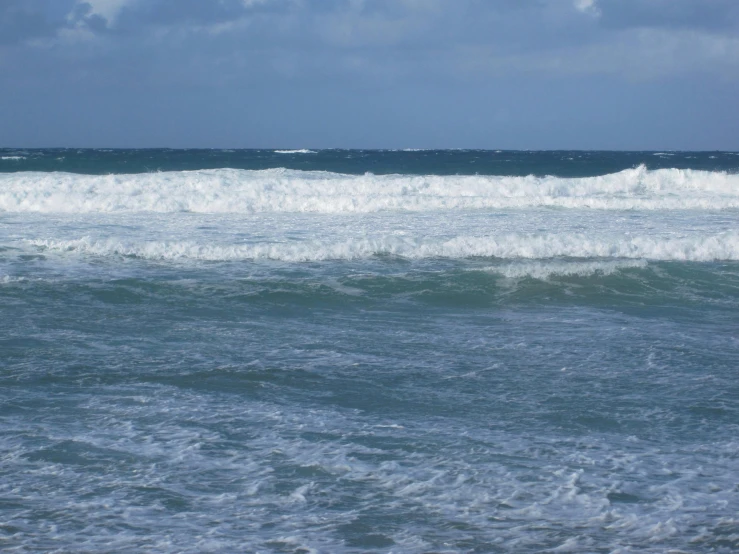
[29,231,739,263]
[1,156,25,161]
[2,165,739,214]
[274,149,317,154]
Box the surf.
[2,165,739,214]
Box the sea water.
[1,149,738,552]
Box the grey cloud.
[0,0,77,45]
[82,0,297,33]
[596,0,739,33]
[0,0,285,44]
[113,0,273,30]
[0,0,131,45]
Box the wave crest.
[2,166,739,214]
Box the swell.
[3,263,738,313]
[2,165,739,213]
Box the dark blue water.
[2,147,738,176]
[1,150,738,552]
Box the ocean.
[1,149,738,552]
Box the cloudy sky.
[1,0,737,149]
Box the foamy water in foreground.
[1,149,738,552]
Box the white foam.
[484,259,649,279]
[2,165,739,214]
[0,275,45,284]
[28,232,739,263]
[274,149,317,154]
[1,156,25,161]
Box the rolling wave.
[2,165,739,213]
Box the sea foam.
[2,166,739,214]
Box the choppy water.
[2,149,739,552]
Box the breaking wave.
[2,165,739,214]
[29,231,739,263]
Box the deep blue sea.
[1,149,739,553]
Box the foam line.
[29,231,739,262]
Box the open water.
[1,149,738,552]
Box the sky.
[1,0,738,149]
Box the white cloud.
[574,0,600,16]
[79,0,137,24]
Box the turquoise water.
[1,150,738,552]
